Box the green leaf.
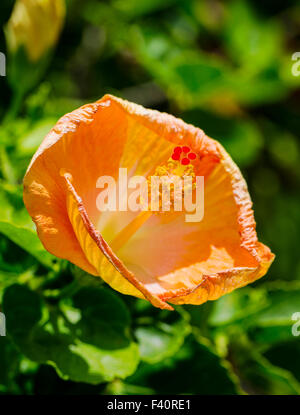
[3,284,43,338]
[264,342,300,384]
[249,325,296,346]
[241,353,300,395]
[0,182,54,267]
[0,338,20,389]
[244,285,300,347]
[112,0,181,18]
[223,0,282,73]
[0,236,36,278]
[17,118,56,157]
[5,45,53,102]
[130,25,231,108]
[230,335,300,395]
[104,379,155,395]
[0,147,17,184]
[72,287,132,350]
[0,222,54,268]
[46,338,139,385]
[208,287,269,327]
[209,284,300,348]
[0,270,22,297]
[3,284,139,384]
[172,56,226,96]
[254,287,300,327]
[127,336,239,394]
[135,308,191,363]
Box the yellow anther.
[146,158,196,214]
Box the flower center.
[110,146,197,252]
[146,146,197,213]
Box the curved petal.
[168,242,274,305]
[23,94,274,309]
[62,171,173,310]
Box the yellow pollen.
[146,158,196,214]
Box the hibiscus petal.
[62,171,173,310]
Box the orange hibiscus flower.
[23,94,274,310]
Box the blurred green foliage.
[0,0,300,395]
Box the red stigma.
[171,146,196,164]
[173,146,182,154]
[181,157,190,165]
[182,146,190,153]
[188,152,196,160]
